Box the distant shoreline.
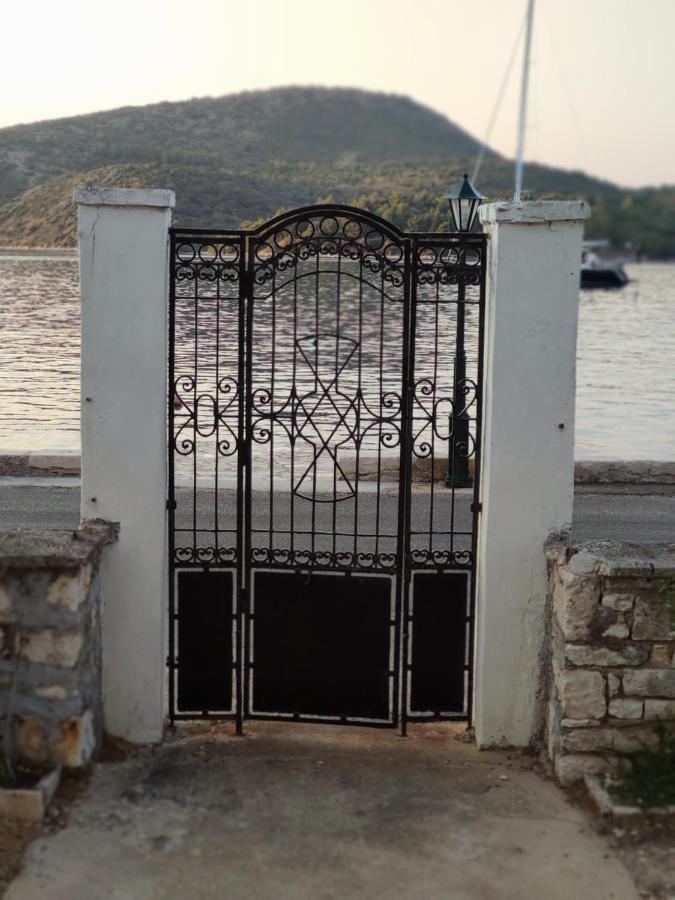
[0,246,77,257]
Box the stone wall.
[4,453,673,485]
[574,460,675,485]
[546,541,675,785]
[0,521,117,770]
[338,455,675,485]
[0,452,80,477]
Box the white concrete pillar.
[75,186,175,743]
[474,200,590,747]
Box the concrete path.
[0,478,672,543]
[6,723,638,900]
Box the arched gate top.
[249,203,408,242]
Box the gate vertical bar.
[242,237,254,722]
[167,227,177,724]
[466,237,487,726]
[235,235,247,734]
[398,239,416,736]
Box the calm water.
[0,251,673,460]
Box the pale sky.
[2,0,674,188]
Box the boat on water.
[580,245,629,289]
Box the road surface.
[0,478,672,543]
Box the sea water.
[0,251,672,461]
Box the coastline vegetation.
[0,87,673,257]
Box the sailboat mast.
[514,0,535,203]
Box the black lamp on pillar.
[444,174,483,489]
[445,173,483,233]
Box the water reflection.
[0,253,672,461]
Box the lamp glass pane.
[449,198,463,232]
[466,199,479,231]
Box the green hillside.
[0,86,673,256]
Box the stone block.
[21,630,83,667]
[601,593,634,612]
[562,725,657,753]
[26,453,81,476]
[566,551,601,577]
[0,770,60,822]
[602,622,629,639]
[553,568,601,640]
[33,685,69,700]
[649,461,675,482]
[47,564,92,612]
[565,643,649,668]
[0,453,28,476]
[561,718,600,728]
[608,673,621,696]
[10,690,81,720]
[621,461,651,482]
[649,644,674,666]
[605,576,655,595]
[15,710,97,768]
[623,669,675,698]
[632,593,675,641]
[573,461,599,484]
[643,699,675,720]
[0,624,14,660]
[554,753,610,786]
[595,547,659,578]
[557,669,606,719]
[0,584,14,623]
[57,709,96,766]
[16,715,49,764]
[608,698,643,720]
[547,699,560,760]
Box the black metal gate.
[168,205,486,734]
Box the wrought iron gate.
[168,205,486,734]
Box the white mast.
[514,0,535,203]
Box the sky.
[2,0,674,188]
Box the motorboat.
[580,249,628,288]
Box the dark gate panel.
[408,572,468,716]
[176,570,234,713]
[168,204,486,732]
[250,572,392,722]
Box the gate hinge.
[471,502,482,513]
[166,499,177,511]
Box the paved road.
[0,478,672,542]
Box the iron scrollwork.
[168,206,486,727]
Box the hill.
[0,87,486,205]
[0,86,673,256]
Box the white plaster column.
[75,186,175,743]
[474,200,590,747]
